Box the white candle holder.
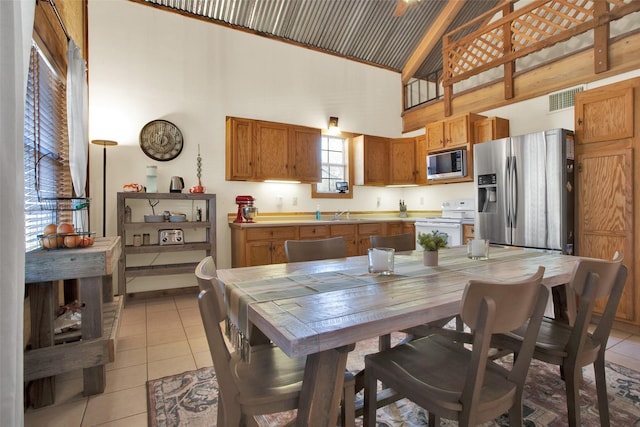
[368,247,395,275]
[467,239,490,260]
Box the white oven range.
[415,199,475,249]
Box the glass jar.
[146,165,158,193]
[133,234,142,247]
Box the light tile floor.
[24,293,640,426]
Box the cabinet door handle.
[577,118,583,125]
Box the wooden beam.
[594,0,610,73]
[401,0,466,84]
[502,2,514,100]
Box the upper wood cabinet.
[389,137,417,185]
[225,116,321,183]
[225,117,254,180]
[255,121,290,180]
[426,113,485,152]
[289,125,322,182]
[414,134,428,184]
[474,116,510,143]
[575,85,634,145]
[425,121,445,150]
[353,135,389,186]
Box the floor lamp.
[91,139,118,237]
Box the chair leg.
[563,362,582,427]
[594,357,611,427]
[363,366,377,427]
[340,376,356,427]
[428,412,440,427]
[508,389,524,427]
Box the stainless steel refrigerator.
[474,128,575,253]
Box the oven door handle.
[416,222,461,228]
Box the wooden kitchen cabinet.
[255,121,290,180]
[385,221,404,236]
[299,225,329,239]
[426,112,485,152]
[330,223,358,257]
[225,117,254,180]
[353,134,389,186]
[463,224,475,243]
[230,220,413,266]
[225,116,321,183]
[575,84,634,145]
[474,116,510,143]
[574,77,639,326]
[289,125,322,182]
[389,137,417,184]
[244,226,296,266]
[415,134,428,184]
[357,222,384,254]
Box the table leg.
[80,276,106,395]
[296,343,355,427]
[27,282,56,408]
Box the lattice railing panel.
[443,0,634,86]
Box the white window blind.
[24,44,71,252]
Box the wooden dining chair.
[284,236,347,263]
[196,267,356,426]
[195,256,217,291]
[363,267,548,427]
[494,252,625,427]
[370,233,415,252]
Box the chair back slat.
[195,256,225,321]
[285,237,347,262]
[461,266,545,334]
[571,252,623,300]
[370,233,415,252]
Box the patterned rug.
[147,337,640,426]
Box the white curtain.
[0,1,35,426]
[67,39,89,231]
[67,39,88,197]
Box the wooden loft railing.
[441,0,640,117]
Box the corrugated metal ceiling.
[135,0,501,80]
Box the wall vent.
[548,86,585,112]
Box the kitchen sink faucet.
[334,210,350,220]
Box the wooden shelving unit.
[116,192,216,304]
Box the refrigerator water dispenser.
[477,174,497,213]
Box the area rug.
[147,337,640,426]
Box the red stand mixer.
[234,195,258,223]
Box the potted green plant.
[417,230,448,266]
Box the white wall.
[88,0,408,279]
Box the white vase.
[423,250,438,267]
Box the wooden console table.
[24,236,122,407]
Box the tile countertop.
[227,212,446,228]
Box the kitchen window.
[24,43,72,251]
[312,135,353,199]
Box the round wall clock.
[139,119,184,161]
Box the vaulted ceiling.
[131,0,502,82]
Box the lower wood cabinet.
[330,224,358,257]
[230,220,411,267]
[463,224,475,244]
[244,227,296,266]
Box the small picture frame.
[336,181,349,193]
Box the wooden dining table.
[216,245,581,426]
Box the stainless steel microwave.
[427,149,467,180]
